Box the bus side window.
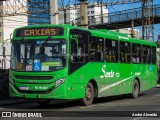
[132,44,141,63]
[126,44,131,63]
[142,45,152,64]
[89,37,96,61]
[120,42,125,62]
[120,42,131,63]
[147,46,151,64]
[152,46,156,64]
[105,39,118,62]
[96,38,104,61]
[89,36,104,62]
[142,45,147,64]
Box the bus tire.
[37,100,51,106]
[80,82,94,106]
[131,80,140,98]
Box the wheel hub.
[86,88,92,100]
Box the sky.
[62,0,160,41]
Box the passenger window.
[152,47,156,64]
[132,44,141,63]
[105,39,118,62]
[89,36,104,62]
[120,42,131,63]
[142,45,151,64]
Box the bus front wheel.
[131,80,140,98]
[80,82,94,106]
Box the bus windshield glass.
[11,39,67,71]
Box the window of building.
[120,42,131,63]
[91,11,94,14]
[132,44,141,63]
[89,36,104,62]
[105,39,118,62]
[91,16,94,19]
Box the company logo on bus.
[100,65,120,78]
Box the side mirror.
[3,47,6,58]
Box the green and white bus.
[9,24,157,106]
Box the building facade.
[0,0,28,69]
[112,28,139,38]
[58,3,108,25]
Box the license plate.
[20,86,29,90]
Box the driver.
[34,46,48,62]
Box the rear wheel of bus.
[80,82,94,106]
[131,79,140,98]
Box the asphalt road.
[1,86,160,120]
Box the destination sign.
[16,27,64,37]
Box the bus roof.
[13,24,156,47]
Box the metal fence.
[89,4,160,25]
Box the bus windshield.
[11,39,67,72]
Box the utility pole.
[100,0,103,24]
[141,0,154,41]
[80,0,88,28]
[64,9,67,24]
[131,20,135,38]
[50,0,59,24]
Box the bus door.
[69,36,85,74]
[69,30,91,85]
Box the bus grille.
[15,86,55,94]
[15,76,53,80]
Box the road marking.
[132,117,144,120]
[155,94,160,96]
[80,103,113,109]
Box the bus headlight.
[55,78,65,88]
[9,77,14,85]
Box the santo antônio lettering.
[23,28,57,36]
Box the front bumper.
[9,82,86,100]
[9,82,69,99]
